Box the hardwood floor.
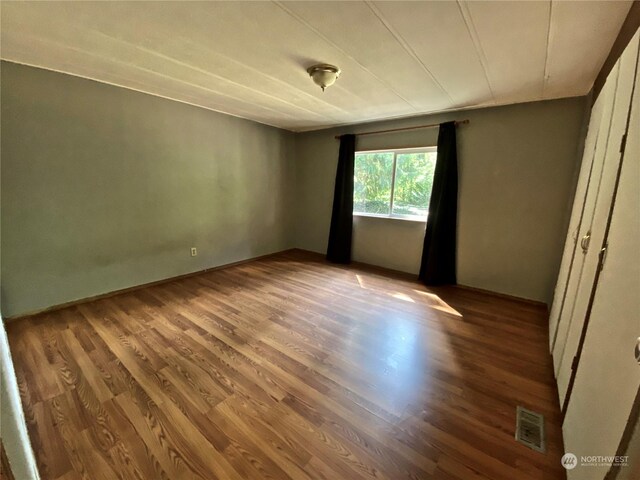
[6,250,566,480]
[1,439,16,480]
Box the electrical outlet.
[190,247,197,257]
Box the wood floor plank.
[0,439,16,480]
[114,393,202,480]
[6,251,566,480]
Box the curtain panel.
[419,122,458,285]
[326,134,356,263]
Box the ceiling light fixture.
[307,64,340,92]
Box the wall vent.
[515,406,546,453]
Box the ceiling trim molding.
[1,58,590,135]
[0,59,289,131]
[294,93,585,133]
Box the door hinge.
[598,246,608,271]
[571,355,579,371]
[620,133,627,153]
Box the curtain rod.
[334,119,469,140]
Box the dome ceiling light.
[307,64,341,92]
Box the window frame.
[353,146,437,222]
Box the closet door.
[552,64,619,375]
[548,86,605,351]
[562,33,639,480]
[555,35,639,407]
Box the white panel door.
[548,86,605,351]
[563,33,639,480]
[556,36,640,406]
[552,64,619,375]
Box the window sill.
[353,213,427,223]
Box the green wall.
[293,97,588,303]
[1,62,296,317]
[1,61,588,314]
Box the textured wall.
[1,62,296,317]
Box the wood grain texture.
[1,440,16,480]
[6,250,566,480]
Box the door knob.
[636,337,640,364]
[581,231,591,253]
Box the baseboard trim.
[454,284,548,309]
[287,248,548,309]
[5,247,547,321]
[287,248,420,282]
[4,249,298,322]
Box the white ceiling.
[0,1,632,132]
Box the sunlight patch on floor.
[413,290,463,317]
[354,273,462,316]
[390,292,415,303]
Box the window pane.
[354,152,394,215]
[392,151,437,217]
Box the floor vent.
[515,406,546,453]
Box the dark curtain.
[326,134,356,263]
[419,121,458,285]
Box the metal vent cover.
[515,406,546,453]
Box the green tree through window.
[353,148,437,219]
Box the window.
[353,147,437,220]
